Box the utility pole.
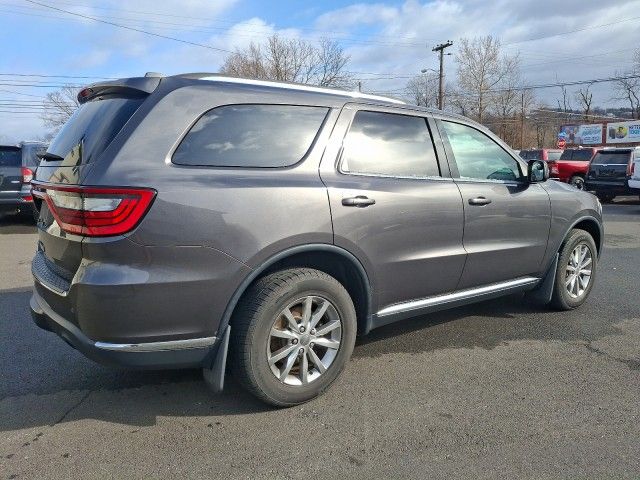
[520,91,525,149]
[432,40,453,110]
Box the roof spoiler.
[77,76,161,104]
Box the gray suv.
[0,141,47,217]
[29,74,603,406]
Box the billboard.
[605,120,640,144]
[559,124,603,145]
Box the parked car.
[628,151,640,198]
[29,74,603,406]
[0,141,47,218]
[518,149,563,162]
[585,147,640,202]
[548,147,598,190]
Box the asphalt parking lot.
[1,199,639,479]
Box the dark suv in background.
[0,141,46,218]
[585,147,640,202]
[29,74,603,406]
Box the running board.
[372,276,539,329]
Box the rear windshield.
[547,151,562,161]
[591,152,631,165]
[0,147,21,167]
[519,150,541,160]
[45,96,145,165]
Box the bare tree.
[575,84,594,121]
[404,72,439,107]
[41,85,80,131]
[221,35,353,88]
[613,52,640,119]
[455,36,520,123]
[556,84,573,123]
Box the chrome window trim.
[95,337,217,352]
[376,277,539,317]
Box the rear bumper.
[30,289,217,369]
[628,178,640,191]
[585,180,634,195]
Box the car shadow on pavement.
[0,213,37,234]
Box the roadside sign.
[557,138,566,149]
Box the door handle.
[342,196,376,207]
[468,196,492,206]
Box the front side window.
[441,121,523,182]
[172,104,329,168]
[340,110,440,177]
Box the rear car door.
[437,119,551,289]
[0,146,22,207]
[320,105,466,315]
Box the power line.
[22,0,235,54]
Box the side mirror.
[528,160,549,183]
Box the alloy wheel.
[267,295,342,386]
[565,243,592,298]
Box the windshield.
[0,147,21,167]
[46,96,145,165]
[591,152,630,165]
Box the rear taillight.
[21,167,33,183]
[628,161,634,176]
[548,161,559,176]
[31,182,156,237]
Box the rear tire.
[230,268,357,407]
[596,193,614,203]
[550,229,597,310]
[569,175,585,190]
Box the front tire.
[230,268,357,407]
[551,229,597,310]
[569,175,585,190]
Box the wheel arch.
[219,244,374,337]
[570,216,603,256]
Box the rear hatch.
[32,86,150,313]
[0,146,22,201]
[588,150,632,184]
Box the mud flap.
[528,253,559,305]
[202,325,230,393]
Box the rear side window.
[46,97,145,165]
[591,152,631,165]
[559,150,573,160]
[172,104,329,168]
[22,144,46,167]
[0,147,21,167]
[340,110,440,177]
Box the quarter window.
[172,104,329,168]
[340,110,440,178]
[441,121,523,182]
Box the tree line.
[41,34,640,149]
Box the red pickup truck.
[548,148,598,190]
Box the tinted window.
[0,147,21,167]
[173,105,328,168]
[340,111,440,177]
[572,150,593,161]
[442,121,523,181]
[547,151,562,161]
[591,152,631,165]
[47,97,145,165]
[22,144,46,167]
[519,150,542,160]
[559,150,573,160]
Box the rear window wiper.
[37,152,64,161]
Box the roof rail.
[197,75,405,105]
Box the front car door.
[436,119,551,289]
[319,105,466,321]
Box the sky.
[1,0,639,142]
